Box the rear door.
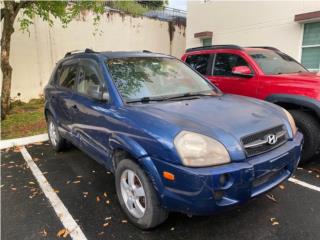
[185,53,212,79]
[53,60,79,134]
[207,53,259,98]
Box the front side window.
[107,57,216,101]
[248,50,307,75]
[77,64,101,96]
[213,53,250,76]
[59,65,78,89]
[185,54,210,75]
[301,22,320,72]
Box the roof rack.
[186,45,242,53]
[246,46,280,51]
[142,50,152,53]
[64,48,97,57]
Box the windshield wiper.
[126,96,167,104]
[126,91,217,104]
[165,91,217,100]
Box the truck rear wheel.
[289,110,320,163]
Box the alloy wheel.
[48,121,58,146]
[120,169,146,218]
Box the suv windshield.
[106,57,217,102]
[247,50,308,75]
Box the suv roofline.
[186,45,243,53]
[64,48,97,58]
[64,49,169,59]
[185,45,281,54]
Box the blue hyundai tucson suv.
[44,49,303,229]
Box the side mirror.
[87,85,109,102]
[231,66,253,78]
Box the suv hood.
[268,72,320,86]
[125,94,290,162]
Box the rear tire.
[289,110,320,163]
[115,159,168,229]
[47,114,67,152]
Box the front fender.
[138,156,165,197]
[108,134,165,197]
[109,134,148,161]
[266,94,320,118]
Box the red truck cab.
[182,45,320,162]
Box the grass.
[1,99,47,140]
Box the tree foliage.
[11,1,167,31]
[107,1,167,16]
[137,1,167,10]
[19,1,104,32]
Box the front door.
[71,59,113,169]
[207,53,259,98]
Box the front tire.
[289,110,320,163]
[115,159,168,229]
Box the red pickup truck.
[182,45,320,162]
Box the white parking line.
[20,146,88,240]
[0,134,48,150]
[288,177,320,192]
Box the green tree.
[0,0,165,120]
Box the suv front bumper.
[151,132,303,215]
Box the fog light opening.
[219,173,229,187]
[214,190,224,201]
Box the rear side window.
[58,65,78,89]
[185,54,210,75]
[213,53,250,76]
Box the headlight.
[174,131,230,167]
[282,108,297,137]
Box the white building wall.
[187,1,320,61]
[1,12,186,101]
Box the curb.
[0,133,49,150]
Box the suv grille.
[241,125,288,157]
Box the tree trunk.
[1,2,20,120]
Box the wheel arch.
[265,94,320,120]
[44,107,51,121]
[109,134,165,194]
[109,134,148,168]
[44,101,58,122]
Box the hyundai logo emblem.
[266,134,278,145]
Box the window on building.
[59,65,78,89]
[213,53,250,76]
[202,38,212,47]
[185,54,210,75]
[301,22,320,72]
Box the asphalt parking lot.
[1,142,320,240]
